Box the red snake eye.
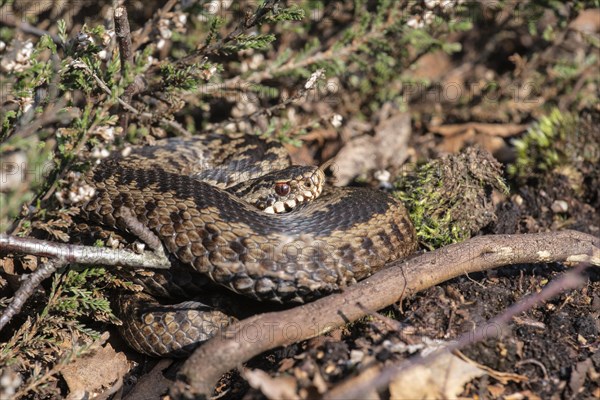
[275,182,291,196]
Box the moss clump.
[508,108,578,178]
[509,108,600,207]
[395,147,508,249]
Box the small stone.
[551,200,569,213]
[349,350,364,364]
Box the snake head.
[228,165,325,214]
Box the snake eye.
[304,180,312,188]
[275,182,291,196]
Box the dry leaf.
[124,359,173,400]
[242,368,299,400]
[389,351,486,400]
[488,383,506,398]
[569,358,593,395]
[455,350,528,384]
[332,111,411,186]
[569,9,600,33]
[61,342,129,399]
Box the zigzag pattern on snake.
[80,133,418,356]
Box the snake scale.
[81,133,418,356]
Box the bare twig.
[171,230,599,398]
[71,60,192,137]
[114,4,134,130]
[0,11,62,44]
[0,259,60,332]
[0,233,171,332]
[114,5,133,77]
[119,207,164,253]
[0,234,171,270]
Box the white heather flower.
[102,29,115,46]
[68,184,96,203]
[21,96,34,113]
[331,114,343,128]
[305,68,325,90]
[158,19,172,39]
[0,41,6,52]
[15,41,34,63]
[423,10,435,25]
[407,16,424,29]
[425,0,439,9]
[173,13,188,32]
[440,0,456,10]
[201,64,218,80]
[94,125,116,142]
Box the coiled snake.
[81,133,417,356]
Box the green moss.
[395,147,508,249]
[508,108,578,178]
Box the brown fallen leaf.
[388,351,486,400]
[487,383,506,398]
[332,111,411,186]
[569,358,593,396]
[61,341,129,400]
[242,368,299,400]
[569,9,600,33]
[455,350,528,385]
[124,358,173,400]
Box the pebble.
[551,200,569,213]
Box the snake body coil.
[81,134,417,356]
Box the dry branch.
[171,230,599,398]
[0,234,171,332]
[114,5,133,77]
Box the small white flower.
[424,0,439,9]
[67,184,96,203]
[158,19,173,39]
[94,126,116,141]
[0,41,6,52]
[15,41,34,63]
[440,0,456,10]
[407,16,424,29]
[102,29,115,46]
[21,96,34,113]
[305,68,325,90]
[331,114,343,128]
[423,10,435,25]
